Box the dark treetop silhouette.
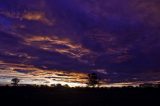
[11,78,20,86]
[87,73,99,87]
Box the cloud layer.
[0,0,160,85]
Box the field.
[0,86,160,106]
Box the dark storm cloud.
[0,0,160,83]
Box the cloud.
[0,10,54,26]
[0,0,160,85]
[24,35,95,62]
[0,61,87,86]
[22,12,54,26]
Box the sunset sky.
[0,0,160,87]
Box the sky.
[0,0,160,87]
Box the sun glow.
[0,61,88,87]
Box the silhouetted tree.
[51,84,63,88]
[87,73,99,87]
[51,84,56,87]
[64,84,71,88]
[56,84,63,88]
[11,78,20,86]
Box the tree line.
[11,73,100,87]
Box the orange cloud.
[22,12,54,26]
[0,11,54,26]
[24,36,91,60]
[0,61,87,86]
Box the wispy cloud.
[24,35,93,61]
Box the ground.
[0,86,159,106]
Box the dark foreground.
[0,86,160,106]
